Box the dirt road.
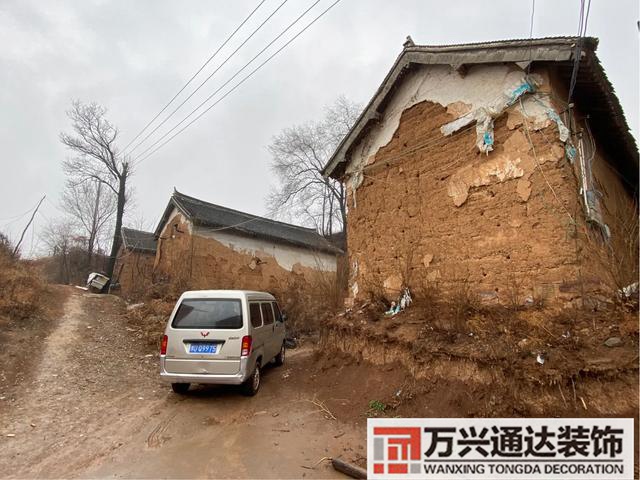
[0,288,365,478]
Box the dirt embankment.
[320,299,639,419]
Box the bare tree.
[60,101,130,278]
[267,96,360,236]
[40,219,79,284]
[61,179,116,266]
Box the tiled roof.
[121,227,157,253]
[323,36,638,189]
[155,190,342,255]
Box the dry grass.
[126,298,175,351]
[0,246,47,322]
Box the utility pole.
[13,195,46,257]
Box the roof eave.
[153,194,193,237]
[194,219,343,255]
[322,37,608,180]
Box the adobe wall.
[113,247,155,298]
[153,209,339,308]
[341,63,636,306]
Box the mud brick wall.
[114,249,155,298]
[344,96,635,305]
[153,211,337,309]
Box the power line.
[134,0,321,162]
[526,0,536,74]
[128,0,290,156]
[135,0,340,165]
[0,200,44,225]
[121,0,267,153]
[567,0,592,102]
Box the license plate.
[189,343,217,354]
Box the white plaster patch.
[447,155,526,207]
[345,64,553,180]
[195,227,337,272]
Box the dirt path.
[0,289,365,478]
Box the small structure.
[86,272,110,293]
[113,227,157,296]
[323,37,638,306]
[152,190,342,300]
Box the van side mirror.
[281,311,287,322]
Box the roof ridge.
[172,190,321,234]
[405,36,598,52]
[122,226,154,235]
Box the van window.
[260,303,274,325]
[249,303,262,328]
[272,302,283,322]
[172,299,242,329]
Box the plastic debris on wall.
[385,288,413,316]
[442,76,539,154]
[546,109,570,142]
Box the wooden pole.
[13,195,46,257]
[331,458,367,479]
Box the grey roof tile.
[157,191,342,255]
[121,227,157,253]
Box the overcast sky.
[1,0,638,256]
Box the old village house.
[322,37,638,307]
[113,227,157,297]
[115,190,342,309]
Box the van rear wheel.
[171,382,190,394]
[274,343,285,366]
[242,362,261,396]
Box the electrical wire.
[526,0,536,74]
[519,97,575,223]
[0,204,38,224]
[122,0,267,154]
[135,0,342,165]
[133,0,323,163]
[128,0,289,156]
[567,0,592,102]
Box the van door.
[164,298,243,375]
[249,302,267,362]
[260,302,278,360]
[272,301,286,349]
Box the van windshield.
[172,299,243,329]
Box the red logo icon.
[373,427,422,475]
[200,331,209,337]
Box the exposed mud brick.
[114,249,155,298]
[151,212,343,331]
[344,97,637,306]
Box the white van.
[160,290,286,396]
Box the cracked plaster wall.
[341,64,614,306]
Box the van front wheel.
[242,362,261,396]
[171,382,190,394]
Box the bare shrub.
[365,273,390,311]
[0,242,45,321]
[0,232,16,260]
[397,245,415,293]
[311,253,347,311]
[582,191,638,308]
[448,277,480,332]
[505,267,524,310]
[412,278,441,320]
